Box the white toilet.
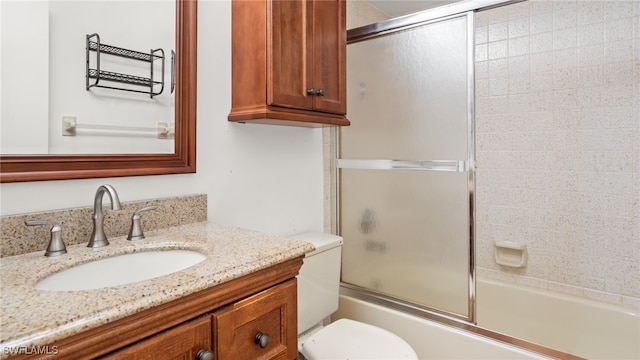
[293,232,418,360]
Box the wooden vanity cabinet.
[229,0,349,127]
[12,257,303,360]
[104,280,297,360]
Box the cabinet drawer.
[103,315,212,360]
[214,279,298,360]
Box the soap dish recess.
[494,241,527,268]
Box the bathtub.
[333,293,552,359]
[476,278,640,360]
[334,279,640,359]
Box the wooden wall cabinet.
[229,0,349,127]
[12,257,303,360]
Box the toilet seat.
[300,318,418,360]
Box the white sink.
[35,250,206,291]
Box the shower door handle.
[337,159,470,172]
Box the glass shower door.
[339,13,473,319]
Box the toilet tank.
[292,232,343,335]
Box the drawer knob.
[306,88,316,95]
[254,332,271,348]
[195,349,214,360]
[315,88,325,96]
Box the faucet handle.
[25,220,67,257]
[127,205,158,241]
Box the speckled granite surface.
[0,221,314,357]
[0,194,207,257]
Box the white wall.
[47,1,175,154]
[0,0,325,237]
[1,1,176,155]
[0,1,49,154]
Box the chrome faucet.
[88,184,122,248]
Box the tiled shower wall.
[475,0,639,308]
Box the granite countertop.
[0,221,314,357]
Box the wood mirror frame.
[0,0,197,183]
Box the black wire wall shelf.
[86,33,165,98]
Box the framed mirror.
[0,0,197,183]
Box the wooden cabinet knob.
[315,88,325,96]
[254,332,270,348]
[195,349,214,360]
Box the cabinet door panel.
[269,0,313,110]
[214,279,298,360]
[103,315,212,360]
[312,0,346,115]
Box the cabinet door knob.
[315,88,325,96]
[254,332,270,348]
[195,349,214,360]
[306,88,316,96]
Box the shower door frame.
[330,0,525,328]
[334,1,585,358]
[337,9,476,323]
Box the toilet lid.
[300,319,418,360]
